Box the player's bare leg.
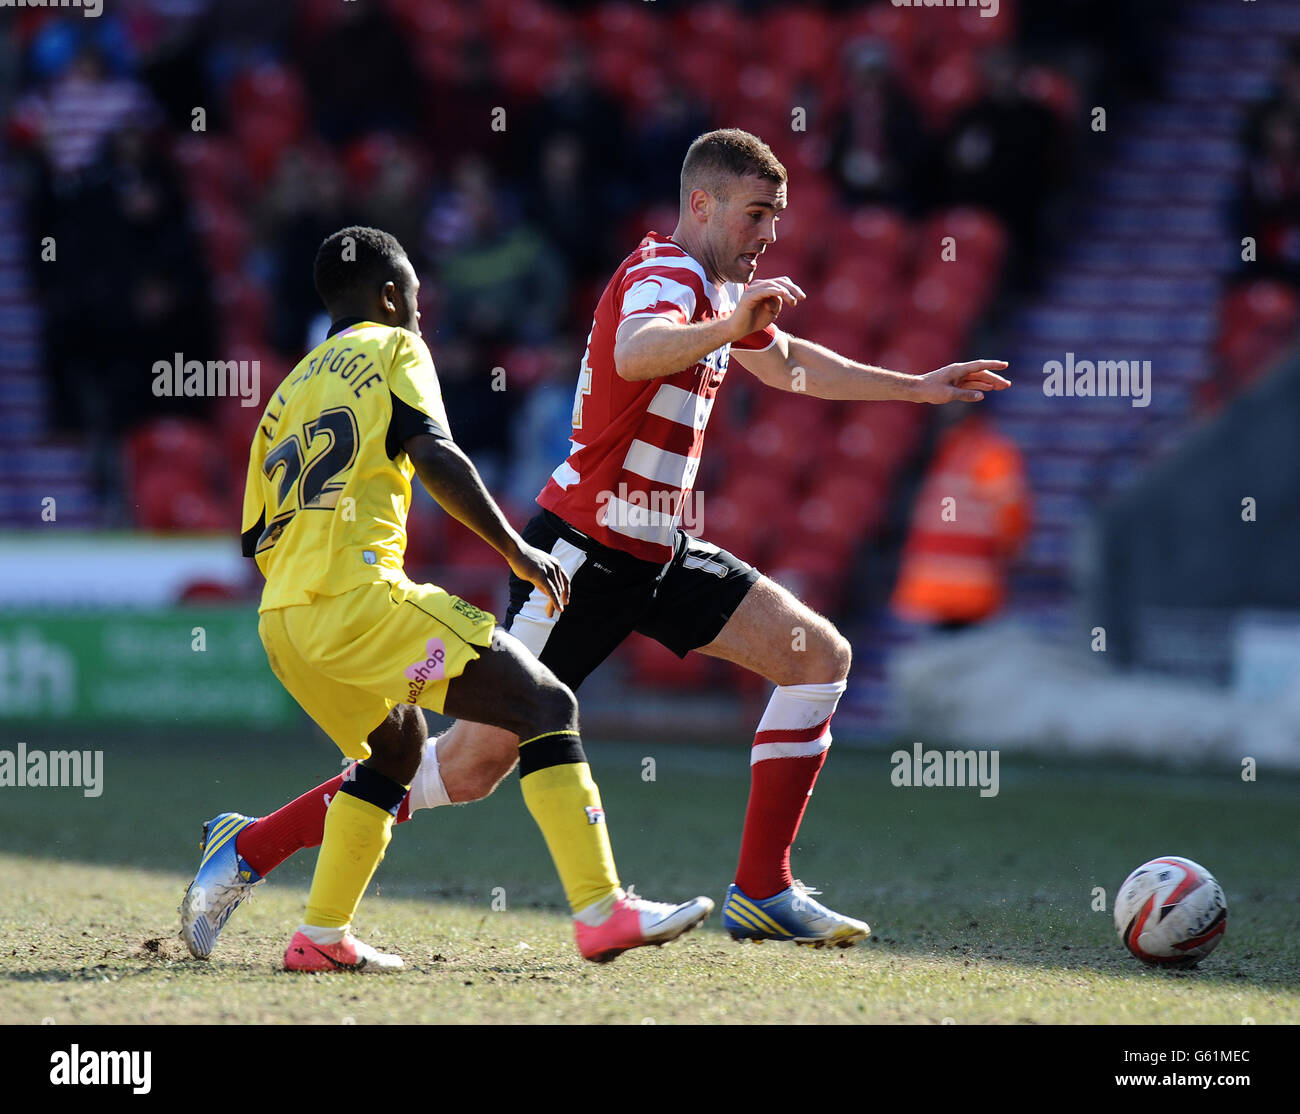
[696,575,869,948]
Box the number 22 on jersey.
[257,406,359,554]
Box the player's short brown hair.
[679,129,787,205]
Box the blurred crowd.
[6,0,1100,522]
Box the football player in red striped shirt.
[188,129,1008,951]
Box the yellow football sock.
[304,790,394,930]
[518,756,619,915]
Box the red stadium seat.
[229,64,307,132]
[676,1,742,53]
[235,112,305,185]
[907,260,991,336]
[172,136,244,205]
[761,7,833,81]
[917,208,1007,270]
[584,1,665,55]
[838,6,915,62]
[193,199,249,278]
[668,42,737,113]
[130,465,228,532]
[909,48,982,129]
[766,542,847,616]
[844,207,911,272]
[821,256,901,333]
[484,0,569,51]
[619,636,713,691]
[1213,281,1300,394]
[876,328,959,378]
[1020,65,1079,124]
[494,41,561,99]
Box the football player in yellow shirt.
[182,227,711,970]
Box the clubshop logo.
[403,638,447,703]
[890,742,1000,798]
[595,485,704,536]
[152,353,261,408]
[50,1046,150,1094]
[1,0,102,16]
[0,743,102,798]
[891,0,999,19]
[1041,353,1151,408]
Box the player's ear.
[380,280,399,318]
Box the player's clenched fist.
[508,543,571,617]
[730,276,806,339]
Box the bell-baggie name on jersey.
[537,232,777,564]
[240,321,450,611]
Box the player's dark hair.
[313,226,409,312]
[680,129,787,204]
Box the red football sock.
[235,763,412,877]
[734,682,844,899]
[734,750,828,899]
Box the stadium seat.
[765,542,847,616]
[876,327,959,378]
[909,47,982,129]
[583,1,665,55]
[907,261,990,337]
[675,1,742,52]
[619,635,714,691]
[193,199,249,278]
[918,208,1007,271]
[838,6,915,62]
[494,41,560,99]
[761,7,833,81]
[172,136,243,206]
[845,207,911,273]
[821,256,901,333]
[1212,281,1300,395]
[229,64,307,133]
[1020,65,1079,124]
[131,468,228,532]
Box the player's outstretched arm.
[405,433,569,615]
[733,332,1010,404]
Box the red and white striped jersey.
[538,232,778,563]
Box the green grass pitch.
[1,729,1296,1024]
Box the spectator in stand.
[14,41,156,184]
[260,145,355,355]
[935,48,1061,288]
[431,160,567,348]
[1244,40,1300,154]
[1239,111,1300,285]
[297,1,421,144]
[891,407,1031,633]
[827,39,926,211]
[519,45,628,199]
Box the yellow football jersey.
[241,319,450,611]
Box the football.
[1114,856,1227,968]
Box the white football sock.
[407,737,451,812]
[297,923,348,945]
[751,680,847,764]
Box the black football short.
[502,509,760,691]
